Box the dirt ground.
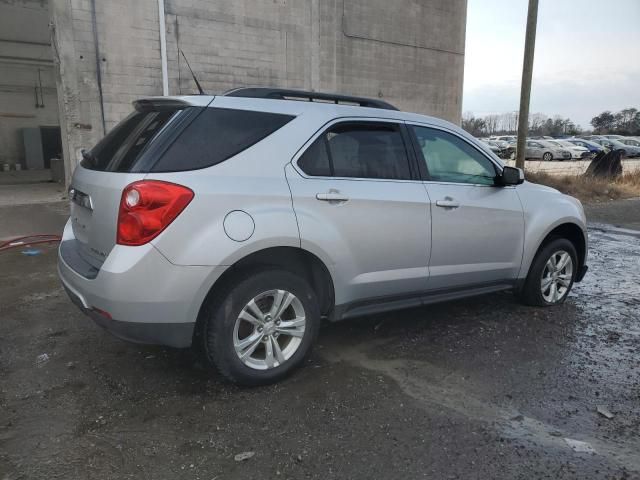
[1,198,639,479]
[585,198,640,231]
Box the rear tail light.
[117,180,193,246]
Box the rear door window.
[298,136,332,176]
[297,122,412,180]
[152,108,294,172]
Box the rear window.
[151,108,294,172]
[82,106,294,173]
[83,109,181,172]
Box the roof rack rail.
[223,87,398,111]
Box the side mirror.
[499,166,524,186]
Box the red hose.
[0,234,62,252]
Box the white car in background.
[493,140,511,149]
[546,140,590,159]
[491,135,517,143]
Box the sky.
[463,0,640,129]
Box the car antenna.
[179,49,205,95]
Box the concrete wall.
[0,0,60,168]
[50,0,467,185]
[50,0,165,183]
[326,0,466,119]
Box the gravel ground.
[1,200,639,479]
[585,198,640,231]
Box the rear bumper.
[58,220,225,348]
[62,282,195,346]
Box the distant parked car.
[566,138,605,155]
[619,137,640,148]
[546,140,590,160]
[492,140,511,149]
[482,140,514,159]
[482,140,503,155]
[491,135,517,143]
[600,134,625,140]
[525,140,572,161]
[530,136,556,140]
[593,138,640,158]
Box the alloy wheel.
[540,250,573,303]
[233,290,306,370]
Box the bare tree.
[484,114,499,135]
[615,108,638,133]
[461,112,487,137]
[529,113,547,134]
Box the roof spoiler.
[133,98,194,112]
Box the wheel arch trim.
[519,219,587,281]
[191,245,336,332]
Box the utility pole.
[516,0,539,170]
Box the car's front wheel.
[542,152,553,161]
[198,269,320,386]
[519,238,577,306]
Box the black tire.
[197,269,320,386]
[518,238,578,307]
[542,152,553,161]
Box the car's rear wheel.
[542,152,553,161]
[519,238,577,306]
[198,269,320,386]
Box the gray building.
[2,0,467,185]
[0,0,61,171]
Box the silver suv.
[58,88,588,385]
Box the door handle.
[316,192,349,203]
[435,198,460,208]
